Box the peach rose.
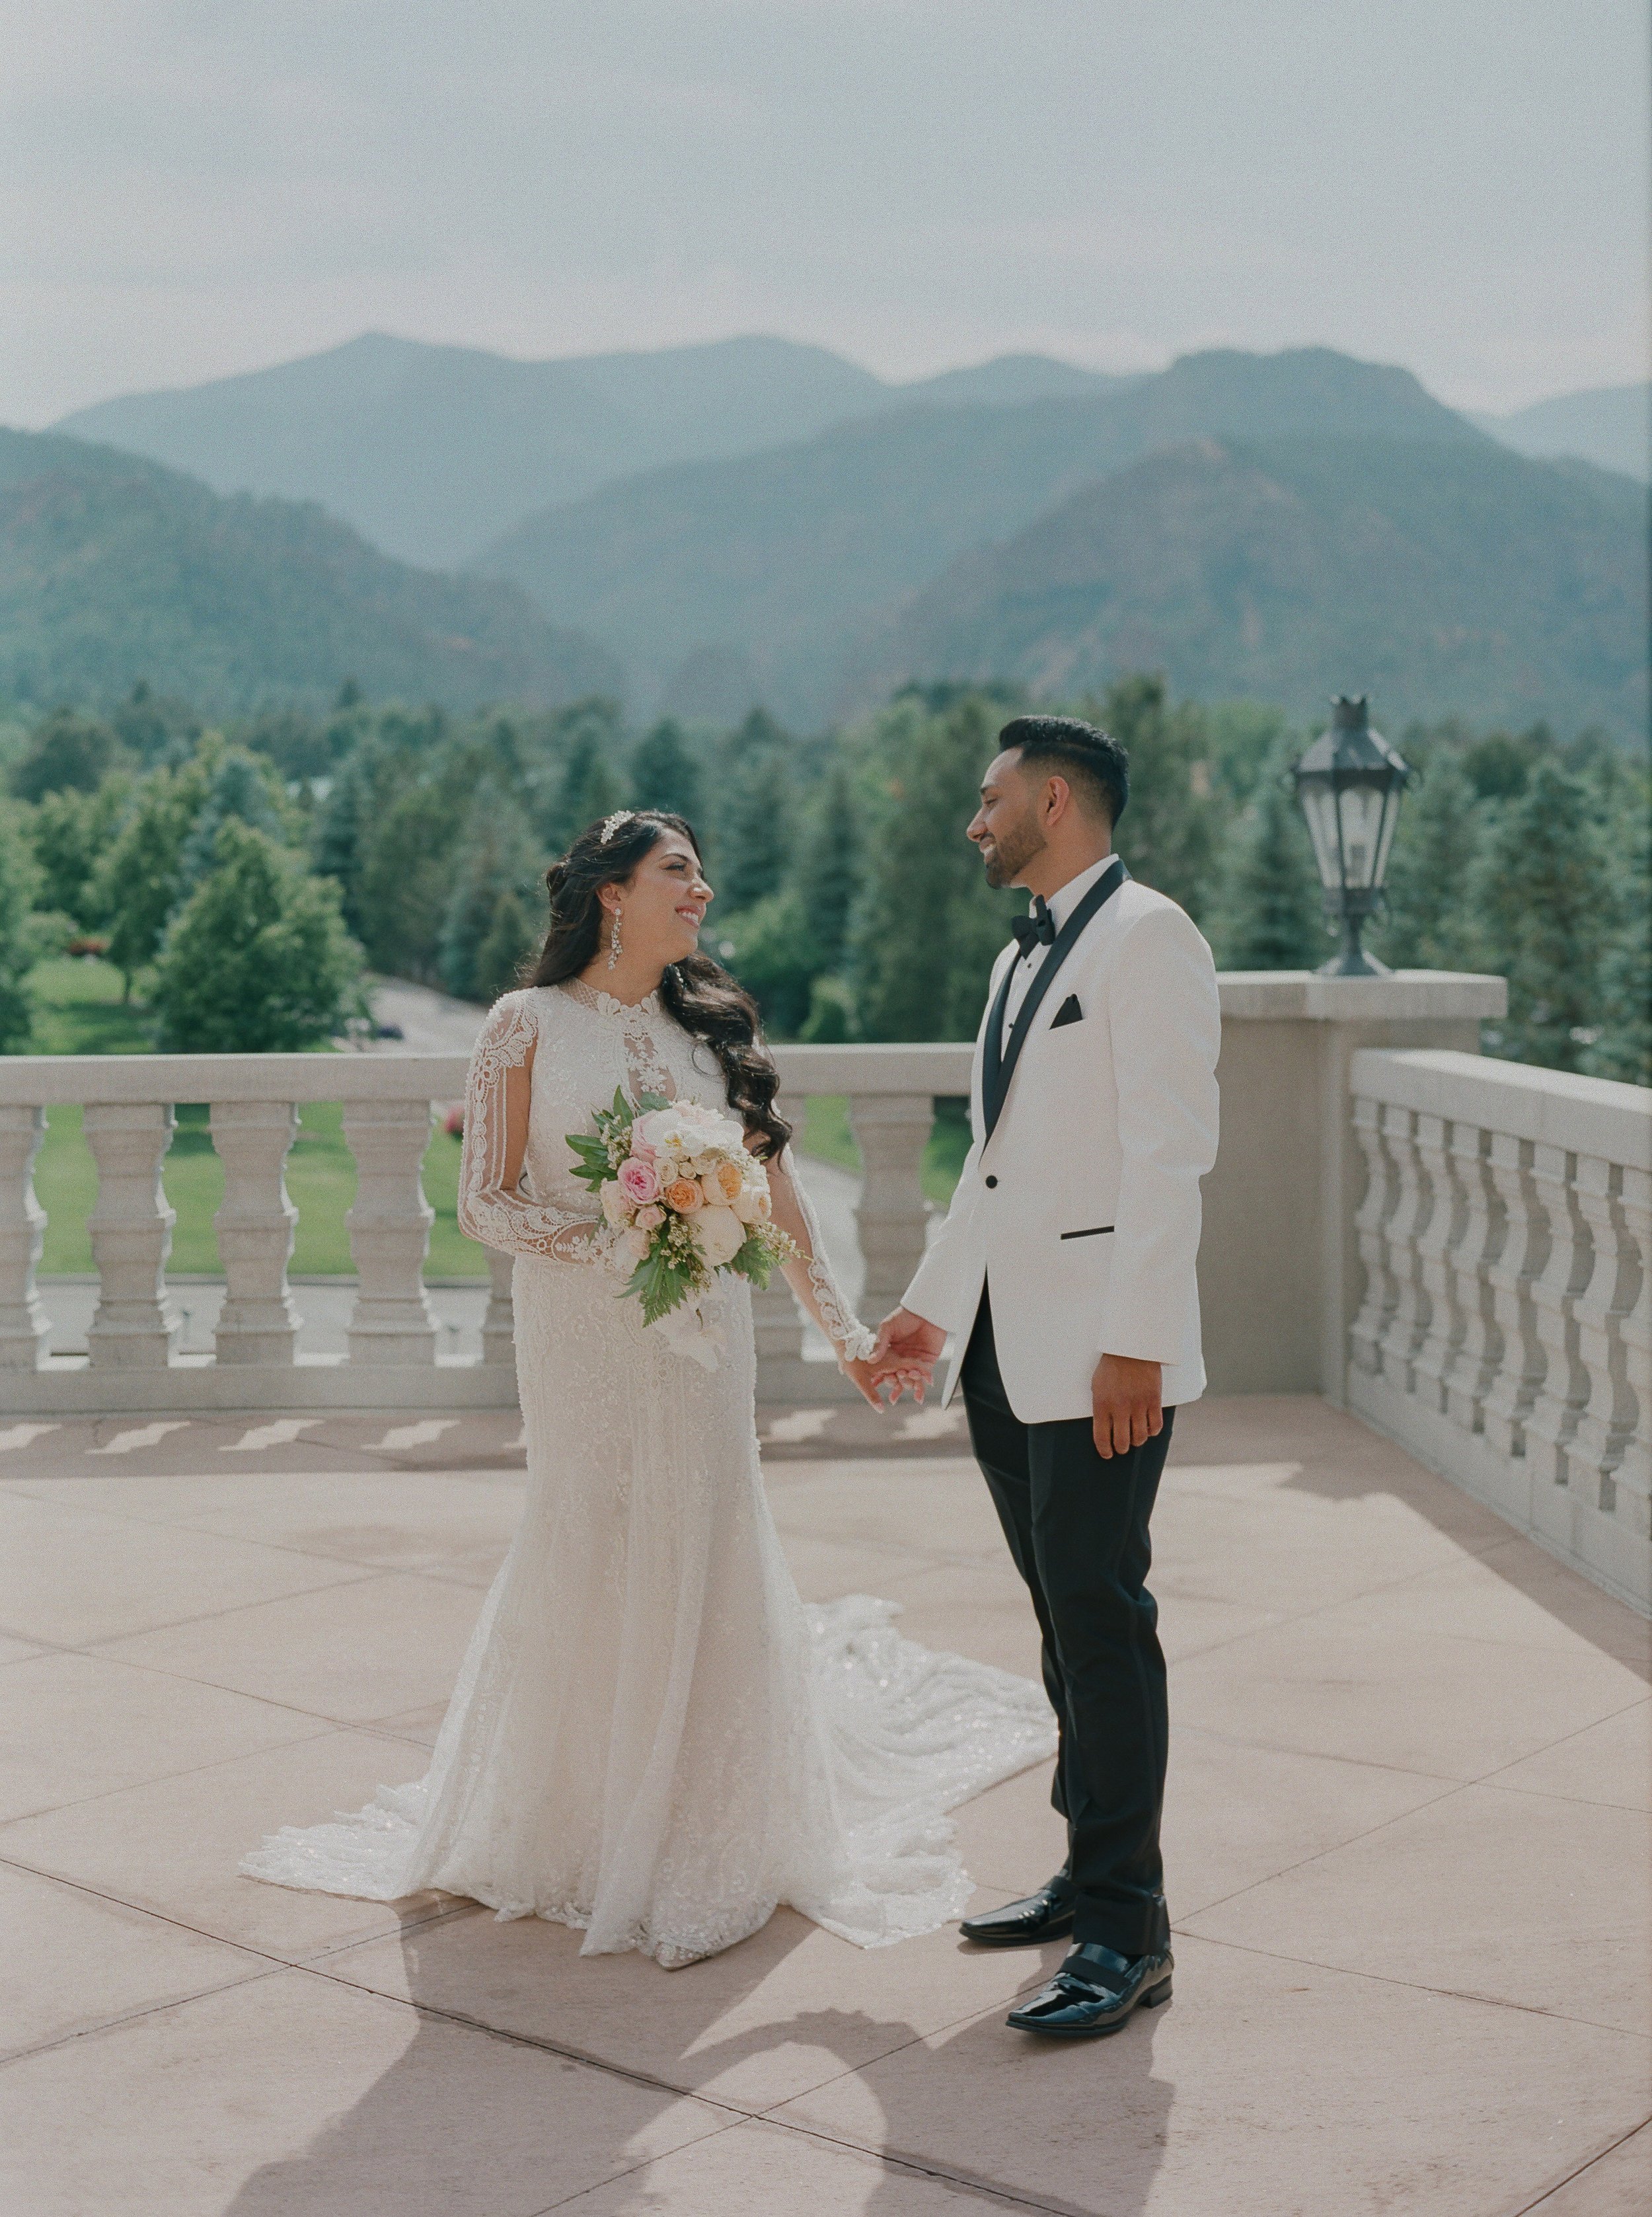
[708,1159,745,1203]
[661,1177,704,1215]
[618,1156,660,1206]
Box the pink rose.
[618,1156,661,1205]
[634,1203,664,1230]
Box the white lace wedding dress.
[243,980,1055,1965]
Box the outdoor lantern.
[1291,695,1413,976]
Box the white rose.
[600,1182,633,1228]
[690,1205,745,1269]
[729,1185,764,1223]
[621,1224,653,1263]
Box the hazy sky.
[4,1,1645,426]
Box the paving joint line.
[1508,2114,1652,2214]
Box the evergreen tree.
[1374,751,1482,970]
[0,811,40,1051]
[718,750,795,911]
[854,695,1017,1041]
[174,748,287,899]
[94,761,209,996]
[151,820,360,1052]
[356,778,465,982]
[9,708,121,802]
[1474,761,1609,1071]
[439,782,539,1002]
[547,729,622,850]
[1098,674,1222,923]
[312,750,373,934]
[1209,752,1325,969]
[796,761,861,975]
[1586,795,1651,1086]
[630,720,703,820]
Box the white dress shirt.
[1001,854,1119,1028]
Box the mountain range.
[57,333,1125,569]
[1470,383,1649,484]
[11,335,1648,741]
[0,428,617,717]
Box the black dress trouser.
[960,1288,1174,1957]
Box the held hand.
[841,1355,930,1410]
[869,1308,947,1406]
[1090,1353,1163,1459]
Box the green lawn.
[19,963,963,1277]
[24,958,484,1279]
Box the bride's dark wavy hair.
[525,811,792,1160]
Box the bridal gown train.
[243,979,1055,1966]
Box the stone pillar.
[1347,1093,1394,1378]
[1564,1155,1639,1513]
[1378,1101,1434,1390]
[1525,1143,1594,1491]
[1604,1164,1651,1543]
[0,1104,49,1369]
[209,1100,299,1364]
[482,1248,516,1367]
[343,1097,437,1365]
[1444,1121,1507,1437]
[84,1101,180,1368]
[847,1092,933,1320]
[1411,1109,1467,1413]
[1482,1133,1550,1461]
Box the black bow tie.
[1010,897,1057,959]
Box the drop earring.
[607,905,622,969]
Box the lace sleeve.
[767,1145,877,1364]
[456,995,609,1262]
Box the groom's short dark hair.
[998,716,1129,829]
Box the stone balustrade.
[0,1045,973,1416]
[1347,1048,1651,1613]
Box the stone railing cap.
[1218,971,1507,1021]
[1350,1047,1652,1168]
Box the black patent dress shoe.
[958,1878,1075,1948]
[1006,1942,1173,2036]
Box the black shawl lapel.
[983,858,1127,1141]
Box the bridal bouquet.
[566,1092,797,1341]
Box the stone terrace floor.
[0,1396,1647,2217]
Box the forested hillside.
[474,348,1492,722]
[852,435,1649,739]
[0,428,619,717]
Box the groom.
[872,715,1220,2039]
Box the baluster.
[1378,1102,1433,1392]
[1482,1133,1550,1460]
[1524,1145,1594,1489]
[342,1098,437,1365]
[847,1092,933,1322]
[83,1101,179,1367]
[1444,1121,1506,1437]
[1603,1164,1651,1542]
[1348,1093,1394,1377]
[1411,1111,1465,1413]
[0,1104,49,1369]
[209,1100,299,1364]
[482,1248,516,1367]
[1563,1156,1640,1515]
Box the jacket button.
[985,1175,998,1188]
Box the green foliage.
[356,776,467,982]
[0,809,41,1049]
[1374,752,1483,970]
[174,747,289,899]
[150,820,361,1052]
[94,758,209,994]
[439,782,540,1003]
[546,726,623,850]
[28,775,131,926]
[1096,673,1222,923]
[716,890,818,1037]
[1586,799,1651,1086]
[716,745,795,911]
[796,761,860,973]
[1210,751,1325,970]
[853,695,1020,1040]
[629,719,704,819]
[1472,763,1611,1072]
[9,707,122,802]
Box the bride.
[243,809,1055,1967]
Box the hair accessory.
[599,811,636,844]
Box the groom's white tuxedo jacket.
[903,856,1221,1423]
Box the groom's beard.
[979,814,1046,890]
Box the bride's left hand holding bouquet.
[567,1092,797,1358]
